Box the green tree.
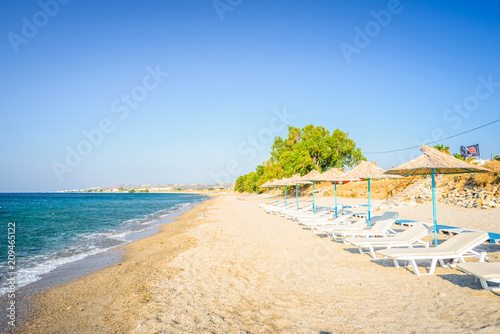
[453,153,475,163]
[236,125,364,193]
[270,125,364,175]
[235,174,247,192]
[434,144,451,155]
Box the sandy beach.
[16,194,500,333]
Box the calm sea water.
[0,193,207,295]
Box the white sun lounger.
[330,212,399,242]
[376,231,489,276]
[270,203,295,215]
[286,206,330,220]
[345,224,430,259]
[277,204,313,217]
[262,201,287,213]
[296,206,347,221]
[458,262,500,292]
[301,213,355,233]
[315,217,371,236]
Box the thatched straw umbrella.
[306,168,345,217]
[259,180,274,204]
[299,170,322,213]
[278,174,309,210]
[340,161,389,227]
[385,145,490,245]
[266,178,281,205]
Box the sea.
[0,192,207,296]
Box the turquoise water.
[0,193,207,295]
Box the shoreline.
[2,197,212,333]
[10,194,500,333]
[0,194,209,298]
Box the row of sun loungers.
[260,200,500,292]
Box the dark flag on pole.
[460,144,480,158]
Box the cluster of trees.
[235,125,365,193]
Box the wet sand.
[15,195,500,333]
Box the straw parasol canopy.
[275,174,304,207]
[339,161,399,227]
[303,168,345,217]
[259,180,274,188]
[269,178,281,186]
[299,169,321,182]
[385,145,490,245]
[306,168,345,182]
[259,180,274,204]
[341,160,386,180]
[385,145,490,176]
[298,170,322,213]
[267,178,281,204]
[277,173,304,186]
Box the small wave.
[0,247,110,296]
[0,196,208,296]
[107,231,132,242]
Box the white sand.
[133,194,500,333]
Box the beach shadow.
[476,243,500,255]
[370,258,403,268]
[438,273,491,292]
[370,258,432,275]
[343,247,363,255]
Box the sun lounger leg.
[410,259,422,276]
[479,252,487,262]
[429,258,438,275]
[480,278,490,291]
[392,259,400,268]
[479,278,500,292]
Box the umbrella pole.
[268,188,270,204]
[432,169,438,246]
[312,181,315,214]
[275,186,278,205]
[285,185,287,206]
[368,178,371,228]
[296,183,299,211]
[335,182,338,218]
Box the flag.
[460,144,480,158]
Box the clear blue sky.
[1,0,499,192]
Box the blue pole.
[296,183,299,211]
[335,182,338,218]
[312,181,315,214]
[285,185,287,206]
[368,178,371,228]
[432,169,438,246]
[275,186,278,205]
